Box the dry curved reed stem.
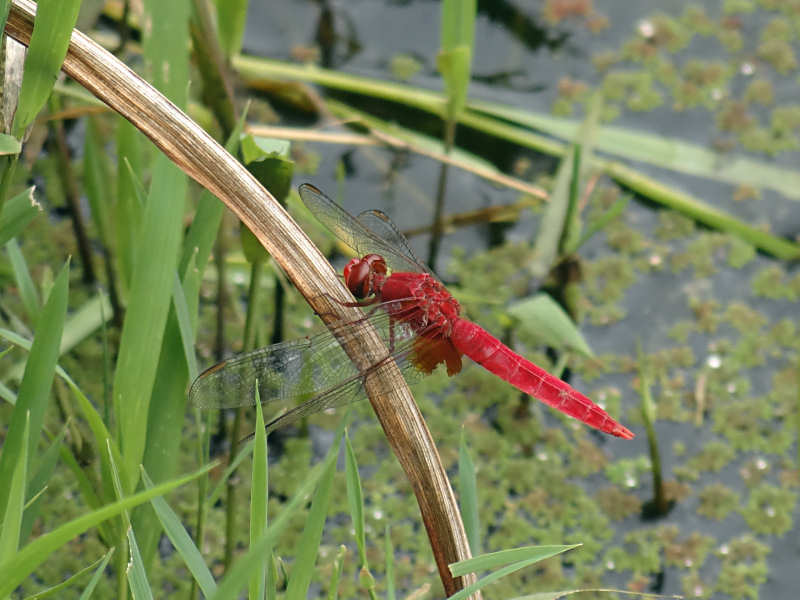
[5,0,478,595]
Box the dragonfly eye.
[343,258,372,298]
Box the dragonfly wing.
[190,305,435,430]
[298,183,426,274]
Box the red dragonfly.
[189,183,634,439]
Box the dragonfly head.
[343,253,388,299]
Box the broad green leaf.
[507,293,593,358]
[0,260,68,519]
[13,0,82,135]
[0,464,213,598]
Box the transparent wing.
[189,302,435,432]
[298,183,429,275]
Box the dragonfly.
[189,183,634,440]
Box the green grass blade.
[125,526,154,600]
[529,149,573,279]
[250,390,268,600]
[285,430,342,600]
[77,549,115,600]
[115,118,145,291]
[0,464,213,598]
[172,271,198,381]
[5,237,40,320]
[114,0,189,492]
[113,155,186,491]
[472,100,800,201]
[326,545,347,600]
[26,549,114,599]
[0,260,68,519]
[344,431,367,566]
[383,528,395,600]
[21,421,69,543]
[0,411,28,562]
[215,0,248,58]
[447,545,580,600]
[0,186,39,247]
[207,439,255,506]
[450,544,580,576]
[141,468,217,598]
[506,293,593,357]
[83,117,114,247]
[457,430,480,556]
[12,0,81,135]
[208,460,329,600]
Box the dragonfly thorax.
[380,272,461,338]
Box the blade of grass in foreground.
[284,422,343,600]
[0,464,214,598]
[447,545,580,600]
[458,430,480,557]
[0,412,28,563]
[207,459,329,600]
[142,468,217,598]
[250,391,268,600]
[0,260,69,519]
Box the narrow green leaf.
[0,411,29,562]
[115,118,145,291]
[77,549,115,600]
[141,468,217,598]
[27,549,114,599]
[208,460,328,600]
[450,544,579,576]
[447,546,580,600]
[506,293,593,357]
[0,186,39,246]
[215,0,248,58]
[126,526,154,600]
[529,150,573,279]
[13,0,82,135]
[114,155,186,491]
[83,117,113,246]
[458,430,480,556]
[285,432,340,600]
[344,432,367,566]
[0,464,213,598]
[384,528,395,600]
[21,421,69,543]
[6,237,40,320]
[172,272,198,381]
[0,133,20,155]
[250,388,268,600]
[0,260,69,519]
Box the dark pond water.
[242,2,799,598]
